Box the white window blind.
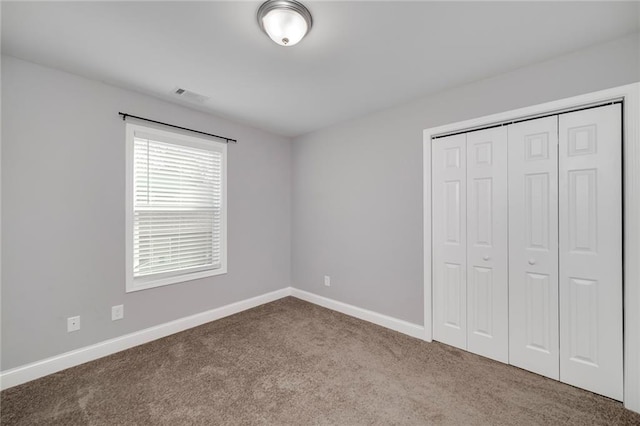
[126,123,227,292]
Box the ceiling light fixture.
[257,0,313,47]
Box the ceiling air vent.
[172,87,209,104]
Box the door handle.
[528,258,536,265]
[483,255,490,261]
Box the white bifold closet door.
[507,106,623,400]
[432,134,467,349]
[558,104,623,400]
[466,128,508,363]
[432,129,509,362]
[433,103,623,400]
[508,116,560,380]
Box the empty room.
[1,1,640,424]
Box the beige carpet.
[2,297,639,425]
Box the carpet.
[2,297,639,425]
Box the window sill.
[126,266,227,293]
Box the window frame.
[125,122,228,293]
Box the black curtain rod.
[119,112,237,144]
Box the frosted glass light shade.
[262,9,307,46]
[258,0,312,47]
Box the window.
[125,122,227,292]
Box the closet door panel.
[559,104,623,401]
[432,134,467,349]
[466,127,509,363]
[508,117,560,380]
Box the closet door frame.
[423,83,640,413]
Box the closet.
[432,104,623,401]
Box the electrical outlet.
[67,316,80,332]
[112,305,124,321]
[324,275,331,287]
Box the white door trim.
[423,83,640,412]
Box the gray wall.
[1,56,292,370]
[291,33,640,325]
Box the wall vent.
[172,87,209,104]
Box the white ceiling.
[2,1,638,137]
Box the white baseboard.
[0,287,292,391]
[290,288,426,340]
[1,286,426,391]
